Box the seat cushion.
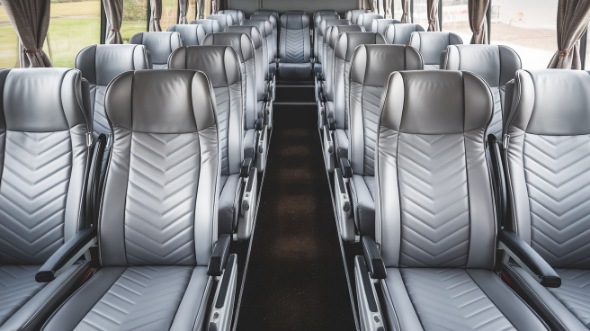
[0,263,88,330]
[42,266,209,331]
[350,175,375,236]
[219,174,242,235]
[385,268,549,331]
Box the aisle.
[235,85,356,331]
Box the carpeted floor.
[235,87,356,331]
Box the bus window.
[123,0,148,43]
[160,0,178,31]
[0,3,18,68]
[442,0,471,41]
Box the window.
[413,0,428,29]
[160,0,178,30]
[491,0,557,69]
[47,0,101,68]
[442,0,471,42]
[123,0,148,43]
[0,3,20,68]
[187,0,197,22]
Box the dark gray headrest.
[252,10,279,21]
[350,45,423,86]
[409,31,463,65]
[167,24,206,46]
[334,32,387,61]
[384,23,425,45]
[218,9,245,24]
[506,69,590,135]
[250,13,277,28]
[356,13,383,30]
[371,19,400,34]
[191,19,221,34]
[203,32,255,63]
[314,10,340,26]
[225,26,262,49]
[345,9,369,23]
[76,44,150,86]
[443,44,521,88]
[320,19,351,37]
[315,14,339,31]
[280,11,310,29]
[168,46,241,89]
[128,32,182,65]
[106,70,215,133]
[327,25,365,48]
[381,70,492,134]
[1,68,91,132]
[206,14,234,29]
[242,19,272,37]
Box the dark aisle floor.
[235,88,356,331]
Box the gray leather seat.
[370,18,400,34]
[169,46,259,240]
[167,23,206,45]
[356,13,383,32]
[345,9,370,24]
[206,14,234,30]
[384,22,424,44]
[252,9,279,23]
[249,14,278,77]
[218,9,245,25]
[278,11,312,78]
[312,10,339,67]
[354,70,549,331]
[0,68,92,331]
[442,44,521,139]
[242,18,276,102]
[502,69,590,331]
[42,70,238,331]
[334,45,423,241]
[318,19,351,77]
[408,31,462,69]
[191,19,221,34]
[128,31,182,69]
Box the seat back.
[218,9,245,24]
[191,19,221,34]
[324,24,364,100]
[356,13,383,32]
[443,45,521,139]
[250,13,278,61]
[384,23,424,45]
[76,44,150,138]
[128,32,182,69]
[313,10,339,29]
[226,26,268,101]
[0,68,91,265]
[252,9,280,22]
[345,9,370,24]
[333,32,386,130]
[203,32,257,130]
[408,31,463,68]
[376,70,495,268]
[505,70,590,269]
[242,19,275,72]
[206,14,234,30]
[313,10,340,61]
[99,70,218,267]
[167,24,206,45]
[371,18,400,34]
[279,11,311,63]
[320,19,352,69]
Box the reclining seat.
[129,31,182,69]
[218,9,245,25]
[356,13,383,32]
[278,11,312,79]
[312,10,339,73]
[203,33,269,172]
[317,19,351,97]
[345,9,369,24]
[442,44,521,139]
[42,70,238,331]
[0,68,93,330]
[371,18,400,35]
[242,19,276,100]
[169,46,258,240]
[408,31,463,69]
[249,14,278,77]
[191,19,221,34]
[384,22,425,44]
[334,45,423,242]
[501,69,590,330]
[167,23,207,45]
[206,14,234,30]
[354,70,551,331]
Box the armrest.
[362,236,387,279]
[85,134,107,227]
[240,157,253,178]
[36,227,97,282]
[238,168,258,240]
[255,117,264,131]
[339,157,352,179]
[487,134,509,225]
[498,230,560,288]
[208,234,231,276]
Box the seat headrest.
[356,13,383,29]
[128,32,182,65]
[384,23,425,45]
[218,9,245,24]
[371,19,400,34]
[326,25,365,48]
[191,19,221,34]
[320,19,351,37]
[345,9,370,23]
[252,10,279,21]
[0,68,90,132]
[381,70,492,134]
[409,31,463,65]
[203,32,255,63]
[314,10,340,26]
[443,44,521,88]
[250,13,277,28]
[76,44,150,86]
[280,12,310,29]
[334,32,387,61]
[206,14,234,29]
[167,24,207,46]
[350,45,423,86]
[241,19,273,37]
[168,46,241,89]
[106,70,215,134]
[225,26,262,49]
[506,69,590,135]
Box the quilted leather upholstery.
[219,9,245,24]
[408,31,463,68]
[206,14,234,30]
[279,12,311,63]
[384,23,424,44]
[191,19,221,34]
[356,13,383,32]
[129,32,182,69]
[167,24,206,45]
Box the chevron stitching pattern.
[398,134,470,267]
[523,134,590,268]
[282,27,309,63]
[401,269,516,331]
[93,86,110,137]
[362,85,383,176]
[74,266,193,331]
[0,131,71,264]
[487,87,503,139]
[0,265,44,325]
[125,133,199,265]
[213,87,230,175]
[550,269,590,327]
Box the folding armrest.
[354,256,386,331]
[237,162,258,240]
[86,134,107,226]
[256,123,268,172]
[487,134,509,225]
[36,227,97,282]
[207,235,238,331]
[208,234,231,276]
[498,230,561,288]
[334,167,354,240]
[362,236,387,279]
[322,124,335,171]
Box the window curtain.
[149,0,162,31]
[1,0,52,67]
[427,0,439,31]
[385,0,392,18]
[197,0,205,19]
[468,0,489,44]
[179,0,188,23]
[548,0,590,69]
[401,0,411,23]
[103,0,123,44]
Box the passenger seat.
[384,22,424,44]
[206,14,234,30]
[191,19,221,34]
[356,13,383,32]
[345,9,370,24]
[371,18,400,34]
[408,31,463,69]
[128,31,182,69]
[242,18,276,100]
[218,9,245,25]
[312,10,339,73]
[167,23,206,45]
[278,11,312,79]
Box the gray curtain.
[427,0,439,31]
[548,0,590,69]
[197,0,204,19]
[1,0,52,67]
[103,0,123,44]
[149,0,162,31]
[179,0,188,23]
[385,0,392,18]
[468,0,489,44]
[401,0,411,23]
